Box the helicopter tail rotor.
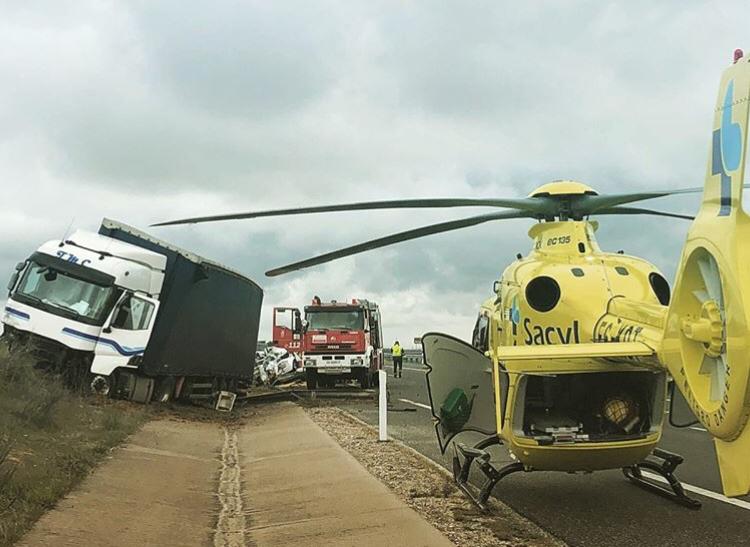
[660,52,750,497]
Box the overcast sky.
[2,1,749,346]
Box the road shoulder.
[306,406,565,547]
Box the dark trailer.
[98,219,263,381]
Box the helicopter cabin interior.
[512,371,666,445]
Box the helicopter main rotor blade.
[265,209,530,277]
[592,206,695,220]
[576,183,750,215]
[152,197,542,227]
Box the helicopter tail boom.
[660,52,750,497]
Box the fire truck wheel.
[306,369,318,390]
[360,370,371,389]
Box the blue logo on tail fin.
[712,80,743,216]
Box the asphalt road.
[339,363,750,547]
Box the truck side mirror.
[7,261,25,292]
[7,271,19,292]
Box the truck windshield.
[14,259,121,326]
[306,309,364,331]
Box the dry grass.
[0,342,147,546]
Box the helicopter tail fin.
[660,52,750,497]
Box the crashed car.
[253,346,303,386]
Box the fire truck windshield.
[306,309,364,331]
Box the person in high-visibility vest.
[391,340,403,378]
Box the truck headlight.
[351,357,364,365]
[304,359,316,367]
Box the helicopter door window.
[472,315,490,352]
[648,272,671,305]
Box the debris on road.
[307,407,565,547]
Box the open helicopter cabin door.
[422,333,498,452]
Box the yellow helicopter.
[155,51,750,510]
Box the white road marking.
[398,398,432,411]
[690,426,708,432]
[641,471,750,511]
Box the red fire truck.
[272,298,383,389]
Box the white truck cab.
[4,229,165,378]
[4,219,264,404]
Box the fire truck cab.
[272,298,383,389]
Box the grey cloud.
[130,1,350,119]
[2,1,749,345]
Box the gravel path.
[306,407,565,547]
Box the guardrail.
[384,350,423,365]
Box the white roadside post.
[378,369,388,441]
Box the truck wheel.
[306,369,318,390]
[152,377,175,403]
[360,370,371,389]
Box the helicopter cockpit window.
[525,276,560,312]
[649,272,671,305]
[471,315,489,352]
[615,266,629,276]
[571,268,584,277]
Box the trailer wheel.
[306,369,318,390]
[153,377,175,403]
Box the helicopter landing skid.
[452,438,524,511]
[622,448,702,509]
